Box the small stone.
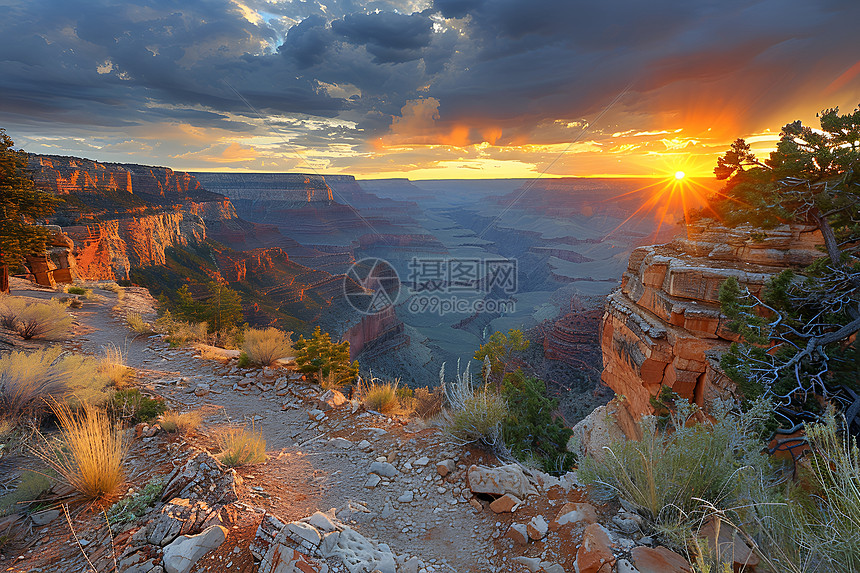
[162,525,228,573]
[413,456,430,466]
[397,490,414,503]
[436,459,455,477]
[527,515,548,541]
[358,440,372,451]
[328,437,352,449]
[369,461,398,478]
[575,523,615,573]
[630,546,693,573]
[30,509,60,526]
[365,475,381,488]
[505,523,529,545]
[489,493,521,513]
[193,383,210,397]
[550,502,598,531]
[512,556,542,573]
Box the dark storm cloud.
[0,0,858,158]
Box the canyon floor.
[3,281,651,573]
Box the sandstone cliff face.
[600,221,824,434]
[29,155,218,202]
[63,213,207,281]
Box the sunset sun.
[674,171,686,180]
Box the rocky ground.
[0,280,712,573]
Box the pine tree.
[293,326,359,386]
[713,106,860,426]
[0,129,60,292]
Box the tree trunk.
[0,264,8,294]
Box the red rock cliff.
[600,221,824,435]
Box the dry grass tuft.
[241,327,293,367]
[154,312,208,346]
[98,282,125,300]
[359,376,405,415]
[216,426,266,467]
[0,348,109,422]
[126,312,153,334]
[159,410,202,434]
[413,386,444,419]
[99,344,133,387]
[37,402,127,503]
[0,298,72,340]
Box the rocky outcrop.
[29,155,220,203]
[601,221,825,429]
[343,305,404,360]
[62,212,207,280]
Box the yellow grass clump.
[216,426,266,467]
[39,402,128,503]
[0,348,109,422]
[126,312,153,334]
[99,343,133,387]
[0,298,72,340]
[241,327,293,367]
[359,376,406,415]
[159,410,202,434]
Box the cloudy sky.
[1,0,858,178]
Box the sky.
[1,0,858,179]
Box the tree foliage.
[473,328,529,385]
[171,282,244,333]
[0,129,60,283]
[293,326,359,386]
[501,369,574,475]
[713,106,860,427]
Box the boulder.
[575,523,615,573]
[489,493,521,513]
[467,464,538,498]
[527,515,548,540]
[162,525,227,573]
[631,546,693,573]
[549,502,598,531]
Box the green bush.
[293,326,358,386]
[107,477,164,528]
[579,399,774,546]
[106,389,166,424]
[501,370,574,475]
[65,285,90,296]
[442,361,508,447]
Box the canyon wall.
[63,212,207,281]
[24,154,240,281]
[600,221,825,435]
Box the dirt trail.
[5,282,599,573]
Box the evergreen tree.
[0,129,60,292]
[473,328,530,385]
[714,106,860,426]
[293,326,359,386]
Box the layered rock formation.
[63,212,208,280]
[601,221,825,434]
[343,305,406,360]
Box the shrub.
[241,327,293,367]
[441,362,508,447]
[412,386,444,419]
[216,426,266,467]
[154,311,208,346]
[106,389,166,424]
[501,370,575,475]
[65,285,92,298]
[100,343,133,387]
[126,312,153,334]
[98,282,125,300]
[159,410,202,434]
[107,477,164,528]
[0,348,109,422]
[579,399,773,546]
[237,352,251,368]
[359,376,404,415]
[293,326,358,386]
[1,298,72,340]
[37,402,128,503]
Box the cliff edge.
[600,220,824,436]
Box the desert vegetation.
[35,402,128,503]
[0,348,110,423]
[216,425,266,467]
[0,296,73,340]
[239,327,293,367]
[293,326,359,387]
[158,409,202,434]
[358,375,407,415]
